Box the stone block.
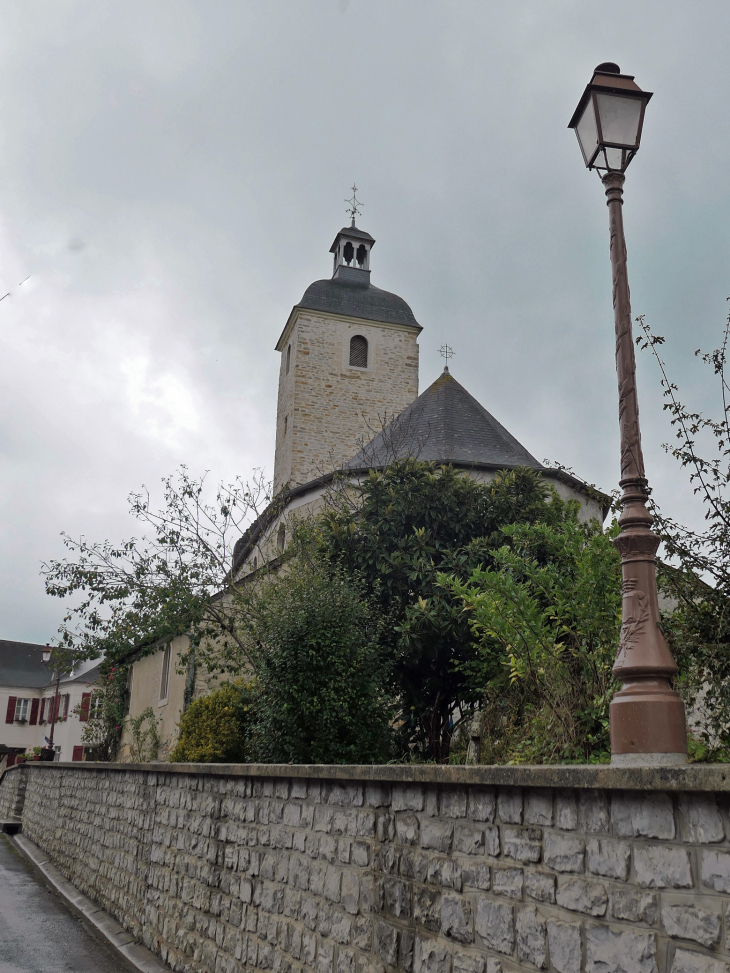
[634,845,693,888]
[611,793,675,840]
[327,782,363,807]
[393,785,425,812]
[401,850,430,883]
[364,783,391,808]
[670,949,730,973]
[453,950,485,973]
[475,897,514,954]
[415,935,452,973]
[332,914,353,945]
[400,929,415,972]
[454,823,485,856]
[677,795,724,843]
[421,819,454,854]
[441,789,468,818]
[525,790,553,826]
[374,920,398,966]
[524,870,555,904]
[469,789,496,823]
[556,877,608,916]
[661,903,721,948]
[352,840,369,868]
[341,871,360,915]
[586,838,631,881]
[701,850,730,893]
[354,916,372,950]
[543,832,584,872]
[441,894,473,944]
[516,906,547,969]
[320,835,337,863]
[290,779,307,800]
[579,791,609,833]
[324,865,342,902]
[396,813,421,845]
[428,857,462,891]
[314,807,334,833]
[547,919,581,973]
[555,790,578,831]
[338,948,356,973]
[497,788,522,824]
[503,827,542,863]
[382,876,411,919]
[461,861,490,891]
[610,888,658,925]
[414,885,441,931]
[584,924,657,973]
[493,867,523,900]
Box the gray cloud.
[1,0,728,641]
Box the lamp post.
[569,64,687,765]
[41,645,63,761]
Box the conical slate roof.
[347,368,543,470]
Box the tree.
[636,313,730,756]
[42,467,272,674]
[445,516,621,763]
[250,560,395,764]
[313,459,581,761]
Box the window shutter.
[72,746,84,761]
[30,698,39,725]
[80,693,91,722]
[63,694,70,718]
[5,696,16,724]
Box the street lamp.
[569,64,687,765]
[41,644,65,761]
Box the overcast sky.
[1,1,728,644]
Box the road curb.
[10,834,168,973]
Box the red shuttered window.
[79,692,91,722]
[5,696,16,724]
[72,746,84,761]
[29,698,39,725]
[63,694,70,719]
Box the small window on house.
[356,244,367,267]
[277,525,286,552]
[349,335,368,368]
[286,344,291,374]
[160,644,171,702]
[252,555,258,570]
[14,698,30,722]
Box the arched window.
[356,244,367,267]
[252,555,257,570]
[343,241,354,265]
[349,335,368,368]
[277,525,286,552]
[286,344,291,374]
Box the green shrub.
[171,682,254,763]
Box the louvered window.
[349,335,368,368]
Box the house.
[0,639,101,767]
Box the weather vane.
[345,184,363,226]
[439,344,455,368]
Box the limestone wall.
[274,310,420,493]
[2,762,730,973]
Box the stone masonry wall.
[0,761,27,820]
[3,763,730,973]
[274,311,420,493]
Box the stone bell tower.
[272,209,422,494]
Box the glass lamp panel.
[575,99,599,165]
[595,92,643,147]
[604,146,625,171]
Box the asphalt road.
[0,835,136,973]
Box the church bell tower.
[272,198,422,494]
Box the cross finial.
[438,343,454,372]
[345,184,362,226]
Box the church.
[121,208,608,758]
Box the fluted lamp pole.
[568,63,687,765]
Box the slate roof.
[329,225,376,250]
[347,368,544,470]
[296,278,420,329]
[0,640,51,689]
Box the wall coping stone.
[3,760,730,791]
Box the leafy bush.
[76,664,129,761]
[251,561,395,764]
[446,516,622,763]
[171,682,254,763]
